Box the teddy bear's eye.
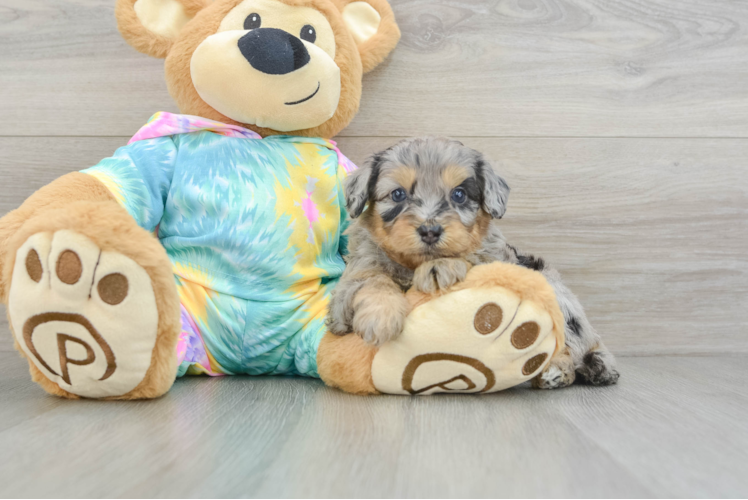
[300,24,316,43]
[244,13,261,30]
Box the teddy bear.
[0,0,565,399]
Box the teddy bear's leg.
[320,262,573,395]
[317,332,380,395]
[3,193,180,400]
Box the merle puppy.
[327,137,619,388]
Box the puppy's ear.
[116,0,209,58]
[344,152,384,218]
[337,0,401,73]
[477,158,510,219]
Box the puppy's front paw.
[352,291,410,346]
[413,258,471,294]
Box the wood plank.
[0,136,127,216]
[0,350,68,433]
[0,317,11,353]
[555,356,748,497]
[2,0,748,137]
[0,0,179,136]
[0,352,746,497]
[0,136,746,355]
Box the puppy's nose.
[238,28,310,75]
[417,224,443,245]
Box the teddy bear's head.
[116,0,400,138]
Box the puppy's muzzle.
[417,224,443,245]
[238,28,310,75]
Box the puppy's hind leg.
[532,346,575,389]
[541,266,620,387]
[575,341,620,386]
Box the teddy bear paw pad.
[8,230,159,398]
[371,286,557,395]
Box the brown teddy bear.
[0,0,564,399]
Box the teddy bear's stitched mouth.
[285,82,320,105]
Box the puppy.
[327,137,619,388]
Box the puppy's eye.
[391,188,407,203]
[244,13,261,30]
[300,24,316,43]
[451,188,467,204]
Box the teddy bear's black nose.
[238,28,310,75]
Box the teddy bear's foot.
[370,281,560,395]
[8,230,169,399]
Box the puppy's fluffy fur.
[327,137,619,388]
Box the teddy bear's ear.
[115,0,210,58]
[337,0,400,73]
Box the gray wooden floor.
[1,0,748,497]
[1,351,747,498]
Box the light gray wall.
[1,0,746,354]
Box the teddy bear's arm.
[81,136,179,233]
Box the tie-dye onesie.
[82,112,357,378]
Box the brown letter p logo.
[23,313,117,386]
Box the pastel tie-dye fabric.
[82,112,355,377]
